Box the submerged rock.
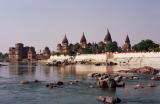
[119,66,159,75]
[96,78,116,88]
[151,76,160,80]
[20,80,30,84]
[97,96,121,104]
[147,83,156,87]
[57,81,64,86]
[134,84,144,89]
[116,81,125,87]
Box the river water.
[0,63,160,104]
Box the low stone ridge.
[118,66,159,75]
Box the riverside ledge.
[45,52,160,66]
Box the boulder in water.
[97,96,121,104]
[151,76,160,80]
[20,80,30,84]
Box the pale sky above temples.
[0,0,160,53]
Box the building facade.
[57,35,69,54]
[9,43,36,62]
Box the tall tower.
[62,34,69,54]
[80,32,87,48]
[104,29,112,46]
[122,35,131,51]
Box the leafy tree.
[97,41,105,53]
[0,52,3,59]
[105,41,118,52]
[132,39,159,52]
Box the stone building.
[28,47,36,61]
[104,29,112,46]
[57,35,69,54]
[42,46,51,59]
[9,43,36,62]
[122,35,131,51]
[80,32,87,48]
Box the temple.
[80,32,87,48]
[56,29,132,54]
[9,43,36,62]
[57,34,69,54]
[122,35,131,51]
[104,29,112,45]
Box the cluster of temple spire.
[57,29,131,54]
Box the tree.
[98,41,106,53]
[105,41,118,52]
[0,52,3,59]
[132,39,159,52]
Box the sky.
[0,0,160,53]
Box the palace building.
[57,35,69,54]
[9,43,36,62]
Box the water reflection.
[9,63,36,76]
[1,62,159,81]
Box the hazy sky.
[0,0,160,53]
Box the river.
[0,63,160,104]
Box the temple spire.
[125,35,130,43]
[80,32,87,43]
[104,28,112,44]
[62,34,68,44]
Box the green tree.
[105,41,118,52]
[0,52,3,59]
[132,39,159,52]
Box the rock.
[97,96,121,104]
[151,76,160,80]
[46,83,58,89]
[89,85,94,88]
[119,66,159,75]
[106,78,116,88]
[95,63,101,66]
[116,81,125,87]
[134,84,144,89]
[129,76,139,80]
[97,96,106,102]
[114,97,122,103]
[68,80,79,85]
[46,84,50,87]
[96,79,108,88]
[48,85,54,89]
[147,83,156,87]
[33,80,39,83]
[57,81,64,86]
[96,78,116,88]
[20,80,29,84]
[114,76,123,82]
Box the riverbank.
[45,52,160,67]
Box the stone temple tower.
[122,35,131,51]
[80,32,87,48]
[104,29,112,46]
[61,34,69,54]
